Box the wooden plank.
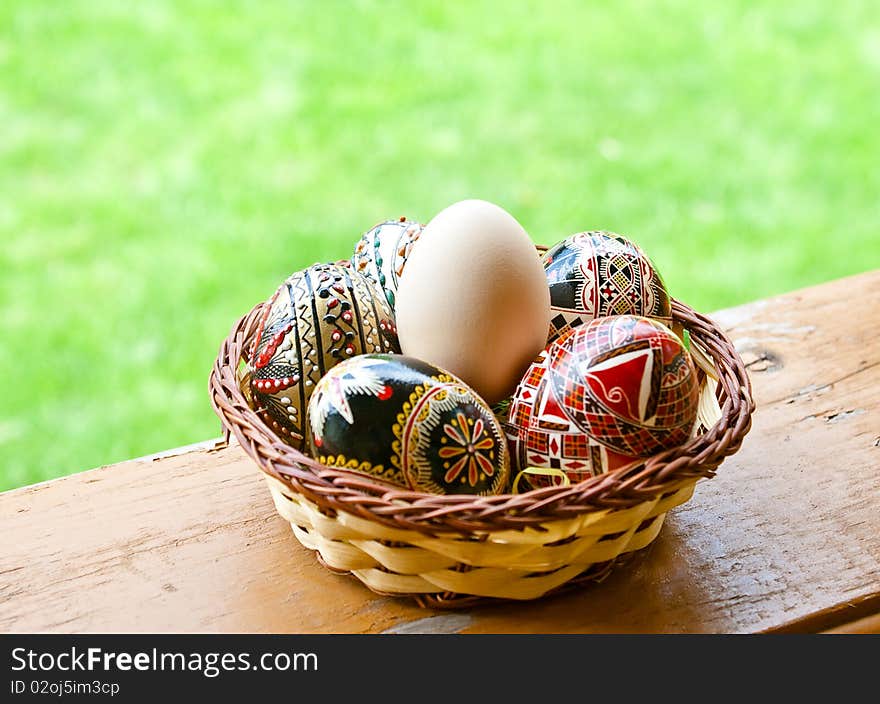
[762,594,880,634]
[1,271,879,634]
[824,613,880,634]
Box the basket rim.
[209,297,754,536]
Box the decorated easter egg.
[246,263,399,449]
[543,231,671,344]
[396,199,551,405]
[308,354,509,495]
[506,351,640,490]
[507,315,699,490]
[351,217,424,309]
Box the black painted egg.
[543,231,671,344]
[246,263,400,449]
[351,217,424,310]
[308,354,509,495]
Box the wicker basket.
[209,293,753,608]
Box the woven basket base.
[265,475,696,602]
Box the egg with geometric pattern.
[506,349,641,490]
[507,315,698,490]
[308,354,509,495]
[351,217,424,310]
[543,231,671,344]
[245,263,400,450]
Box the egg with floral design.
[308,354,509,495]
[245,263,399,449]
[543,231,671,344]
[351,217,424,310]
[507,315,698,490]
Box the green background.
[2,1,878,490]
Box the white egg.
[395,199,551,405]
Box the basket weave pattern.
[210,298,753,606]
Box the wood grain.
[1,271,878,633]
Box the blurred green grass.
[1,1,879,490]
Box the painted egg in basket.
[246,263,400,449]
[508,315,699,489]
[543,231,671,344]
[351,217,424,310]
[308,354,510,495]
[506,350,640,490]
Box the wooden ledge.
[2,271,879,633]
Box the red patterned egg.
[506,351,640,489]
[543,231,671,344]
[351,217,423,310]
[507,315,698,490]
[246,263,400,449]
